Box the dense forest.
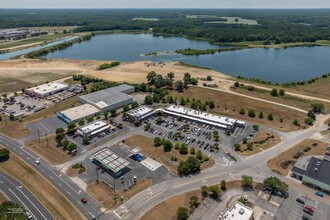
[1,9,330,44]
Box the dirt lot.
[141,189,202,220]
[0,192,7,204]
[87,178,151,209]
[169,87,307,132]
[124,135,215,175]
[267,139,329,176]
[25,134,78,165]
[237,130,281,156]
[0,146,82,220]
[0,96,79,139]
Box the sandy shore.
[0,58,232,93]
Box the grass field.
[25,134,78,165]
[169,87,307,132]
[206,17,258,25]
[267,139,328,176]
[237,130,281,156]
[124,135,214,175]
[87,178,151,209]
[0,96,79,139]
[0,146,82,219]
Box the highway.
[0,172,53,220]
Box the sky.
[1,0,330,9]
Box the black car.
[303,208,313,216]
[302,215,310,220]
[296,197,305,205]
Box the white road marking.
[113,211,122,219]
[8,188,37,220]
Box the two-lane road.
[0,172,53,220]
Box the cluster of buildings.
[0,29,30,39]
[57,84,135,124]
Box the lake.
[9,34,330,83]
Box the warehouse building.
[127,106,156,121]
[78,84,134,113]
[77,120,109,138]
[291,157,330,192]
[26,82,69,98]
[163,105,245,131]
[57,104,100,123]
[91,148,130,177]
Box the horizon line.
[1,7,330,10]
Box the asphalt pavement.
[0,172,53,220]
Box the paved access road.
[0,172,53,220]
[0,134,103,220]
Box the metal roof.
[92,148,130,173]
[304,157,330,185]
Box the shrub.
[234,144,241,151]
[247,86,255,91]
[293,152,303,159]
[303,147,311,152]
[270,89,278,96]
[239,108,245,115]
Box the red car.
[81,198,87,204]
[305,205,314,213]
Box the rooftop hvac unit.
[314,168,318,172]
[239,208,245,215]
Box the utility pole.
[96,168,99,184]
[45,132,49,148]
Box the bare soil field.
[124,135,214,175]
[87,178,151,209]
[267,139,328,176]
[237,130,281,156]
[0,146,82,220]
[25,133,78,165]
[169,87,307,132]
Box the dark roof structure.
[304,157,330,185]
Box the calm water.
[0,36,77,60]
[20,34,330,83]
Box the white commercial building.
[127,106,156,121]
[77,120,109,138]
[26,82,69,98]
[163,105,245,131]
[219,201,254,220]
[57,104,100,123]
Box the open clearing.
[0,96,79,139]
[132,18,159,21]
[237,130,281,156]
[25,133,78,165]
[267,139,328,176]
[206,16,258,25]
[87,178,151,209]
[0,146,82,220]
[169,87,307,132]
[124,135,215,175]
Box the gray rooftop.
[304,157,330,185]
[92,148,130,173]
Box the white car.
[26,211,33,219]
[35,158,40,165]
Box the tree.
[175,80,185,92]
[307,111,316,120]
[234,81,240,87]
[252,124,259,131]
[239,108,245,115]
[220,180,227,191]
[61,139,69,148]
[177,156,200,175]
[293,119,300,126]
[67,122,76,135]
[167,72,175,81]
[87,117,94,123]
[131,101,139,109]
[209,185,221,199]
[263,176,289,193]
[270,89,278,96]
[19,103,25,108]
[177,207,188,220]
[78,119,85,126]
[123,105,130,112]
[258,111,264,119]
[154,137,162,147]
[179,143,188,155]
[82,137,89,145]
[183,72,191,85]
[189,195,199,208]
[191,78,198,85]
[201,185,209,198]
[267,113,273,121]
[144,123,151,131]
[56,127,65,134]
[144,95,153,105]
[103,111,109,120]
[9,114,15,121]
[234,143,241,151]
[206,75,212,81]
[55,133,65,145]
[110,109,117,117]
[209,101,215,109]
[305,117,314,125]
[248,109,256,118]
[9,96,15,102]
[163,140,173,152]
[146,71,157,84]
[247,142,253,151]
[311,103,325,113]
[190,147,196,155]
[196,150,203,160]
[279,89,285,96]
[67,142,77,151]
[241,175,253,189]
[0,148,10,160]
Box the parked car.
[303,208,313,216]
[315,191,324,197]
[296,197,305,205]
[304,206,314,213]
[302,215,311,220]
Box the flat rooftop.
[220,201,254,220]
[128,106,155,117]
[304,157,330,185]
[164,105,240,127]
[59,104,100,121]
[27,82,68,95]
[92,148,130,173]
[79,120,108,134]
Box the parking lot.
[79,143,171,190]
[139,113,253,164]
[287,195,318,220]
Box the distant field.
[206,16,258,25]
[132,17,159,21]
